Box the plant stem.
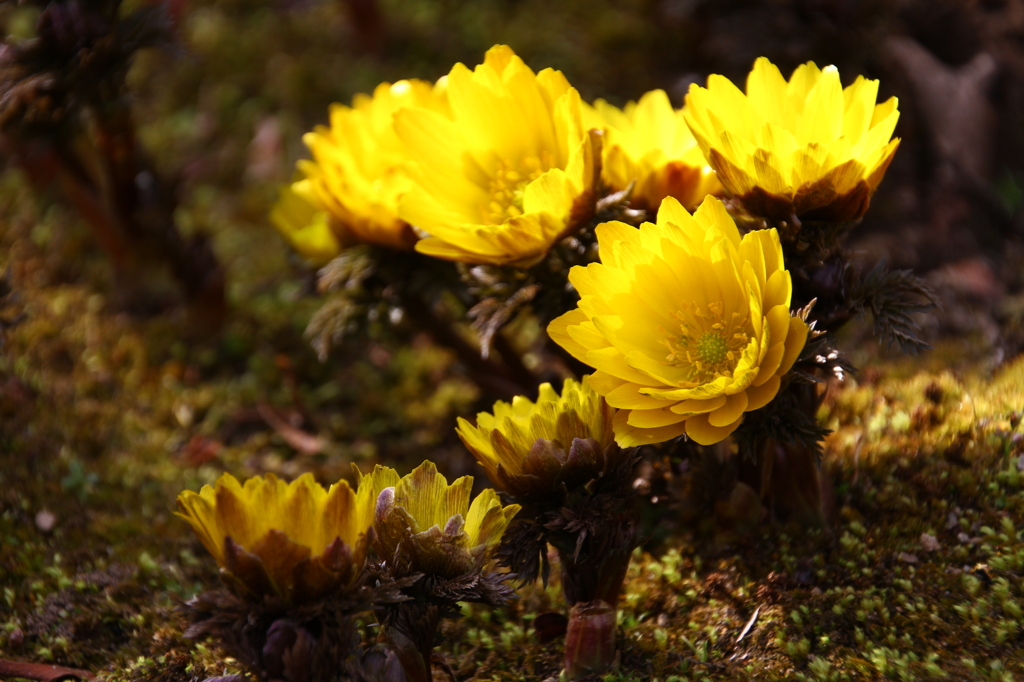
[399,290,533,399]
[551,515,636,679]
[381,601,442,682]
[564,600,617,679]
[492,331,539,393]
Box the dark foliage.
[0,0,172,136]
[496,441,640,606]
[734,384,833,461]
[372,560,516,682]
[0,0,224,319]
[183,567,414,682]
[849,260,938,353]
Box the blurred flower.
[273,79,448,261]
[368,461,519,578]
[684,57,900,223]
[586,90,720,213]
[394,45,597,267]
[176,472,375,603]
[548,196,809,446]
[456,378,617,496]
[269,181,340,264]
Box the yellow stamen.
[481,154,552,225]
[662,301,750,385]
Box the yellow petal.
[605,381,675,410]
[777,316,809,376]
[684,412,741,446]
[708,391,749,427]
[626,407,689,428]
[745,374,781,411]
[613,409,687,447]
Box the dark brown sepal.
[292,536,359,604]
[495,437,617,500]
[522,438,567,483]
[796,177,871,223]
[222,533,307,602]
[261,619,315,682]
[560,437,606,491]
[734,176,872,225]
[374,489,476,580]
[348,646,408,682]
[220,533,362,606]
[373,556,517,682]
[497,442,639,597]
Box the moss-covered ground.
[3,237,1024,682]
[4,1,1024,680]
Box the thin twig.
[0,658,94,682]
[736,606,760,644]
[256,402,324,455]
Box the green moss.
[7,256,1024,679]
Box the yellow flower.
[684,57,900,223]
[587,90,721,213]
[365,461,520,578]
[269,180,341,264]
[394,45,597,267]
[548,196,809,447]
[176,472,376,603]
[273,78,449,259]
[455,378,616,496]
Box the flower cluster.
[236,48,912,681]
[275,50,898,268]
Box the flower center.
[662,301,750,385]
[481,154,551,225]
[695,331,728,366]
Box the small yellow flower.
[587,90,721,213]
[273,79,449,260]
[548,196,809,447]
[176,472,376,603]
[456,378,615,496]
[365,461,520,578]
[684,57,900,223]
[394,45,597,267]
